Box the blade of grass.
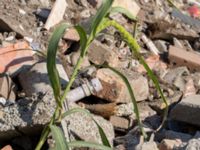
[102,65,146,138]
[47,23,69,107]
[68,141,112,150]
[36,1,115,148]
[89,0,114,41]
[96,19,168,132]
[62,108,111,147]
[111,20,169,131]
[50,125,69,150]
[60,25,88,104]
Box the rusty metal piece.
[169,46,200,72]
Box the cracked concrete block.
[0,93,114,145]
[170,95,200,126]
[64,103,115,145]
[0,91,56,140]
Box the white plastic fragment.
[0,97,6,106]
[66,78,103,103]
[141,34,160,55]
[44,0,67,30]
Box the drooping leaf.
[74,25,88,57]
[62,108,111,147]
[68,141,112,150]
[50,125,69,150]
[96,19,169,133]
[103,65,147,138]
[60,25,88,103]
[47,23,69,107]
[89,0,114,40]
[110,6,137,21]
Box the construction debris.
[0,0,200,149]
[170,95,200,126]
[95,68,149,103]
[169,46,200,72]
[0,41,35,76]
[44,0,67,30]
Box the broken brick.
[95,68,149,103]
[0,41,35,75]
[88,40,119,67]
[169,46,200,72]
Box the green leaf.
[62,108,111,147]
[74,25,88,57]
[47,23,69,107]
[104,65,147,138]
[96,19,169,133]
[110,6,137,21]
[60,25,88,104]
[50,125,69,150]
[89,0,114,40]
[68,141,112,150]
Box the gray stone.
[154,40,168,53]
[0,93,114,144]
[163,67,190,85]
[18,61,69,96]
[156,130,192,143]
[88,40,119,68]
[185,139,200,150]
[64,103,115,145]
[0,91,56,140]
[170,95,200,126]
[114,127,141,150]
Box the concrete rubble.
[170,95,200,126]
[0,0,200,149]
[95,68,149,102]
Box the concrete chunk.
[88,40,119,67]
[170,95,200,126]
[96,68,149,103]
